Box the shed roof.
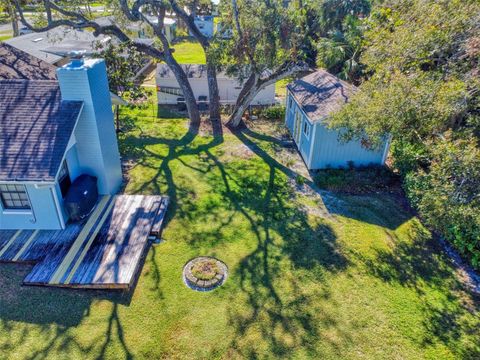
[0,42,57,80]
[287,69,355,122]
[0,80,83,182]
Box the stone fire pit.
[183,256,228,291]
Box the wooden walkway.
[0,195,168,289]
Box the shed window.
[0,184,31,210]
[288,96,293,111]
[303,121,311,137]
[58,161,71,198]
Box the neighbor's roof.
[4,27,110,64]
[0,80,83,182]
[0,42,57,80]
[287,69,356,122]
[157,64,230,79]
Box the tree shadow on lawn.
[242,125,414,231]
[358,221,480,357]
[229,125,480,357]
[0,264,135,359]
[196,141,349,356]
[122,116,351,356]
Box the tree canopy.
[329,0,480,268]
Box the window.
[288,96,293,110]
[58,161,71,198]
[0,184,31,210]
[303,121,310,137]
[157,86,183,96]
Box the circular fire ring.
[183,256,228,292]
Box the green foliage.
[314,1,370,82]
[217,0,310,77]
[328,0,480,268]
[404,137,480,267]
[93,41,146,101]
[260,104,285,120]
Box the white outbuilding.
[156,64,276,105]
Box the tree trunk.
[7,1,19,37]
[164,53,200,124]
[115,104,120,132]
[44,0,52,24]
[206,61,220,121]
[227,73,259,128]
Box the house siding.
[156,76,276,105]
[310,123,386,169]
[0,184,62,230]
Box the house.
[285,69,389,169]
[97,15,177,43]
[191,16,215,38]
[4,27,111,66]
[0,58,123,230]
[156,64,276,105]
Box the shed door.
[293,110,302,144]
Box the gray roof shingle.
[0,80,83,182]
[0,42,57,80]
[287,69,356,122]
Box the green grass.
[171,40,289,94]
[0,96,479,359]
[0,34,12,42]
[172,40,206,64]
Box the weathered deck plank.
[0,195,168,289]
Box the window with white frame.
[0,184,31,210]
[303,120,311,137]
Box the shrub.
[313,166,399,194]
[261,105,286,120]
[404,138,480,268]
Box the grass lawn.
[0,34,12,41]
[0,95,479,359]
[172,40,206,64]
[171,40,290,95]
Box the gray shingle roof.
[0,42,57,80]
[287,69,356,122]
[0,80,83,182]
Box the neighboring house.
[0,58,123,230]
[156,64,275,105]
[97,15,177,43]
[285,69,390,169]
[4,27,111,66]
[191,16,215,38]
[144,16,177,42]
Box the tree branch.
[169,0,209,48]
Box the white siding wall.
[156,76,276,105]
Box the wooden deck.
[0,195,168,289]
